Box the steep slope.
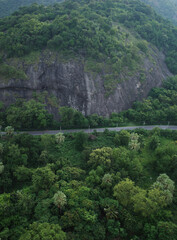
[0,49,172,116]
[0,0,63,18]
[141,0,177,25]
[0,0,176,116]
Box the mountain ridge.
[141,0,177,25]
[0,0,63,18]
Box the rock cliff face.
[0,48,172,117]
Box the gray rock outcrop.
[0,48,172,117]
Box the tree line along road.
[19,125,177,135]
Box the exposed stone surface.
[0,48,172,117]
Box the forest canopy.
[0,127,177,240]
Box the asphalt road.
[17,125,177,135]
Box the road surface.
[15,125,177,135]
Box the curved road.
[21,125,177,135]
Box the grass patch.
[21,51,41,65]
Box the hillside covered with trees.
[0,0,177,75]
[0,1,177,239]
[141,0,177,25]
[0,0,176,129]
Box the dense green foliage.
[19,222,66,240]
[141,0,177,25]
[0,1,177,238]
[0,0,143,79]
[122,75,177,125]
[0,98,54,130]
[0,0,63,18]
[0,0,177,75]
[0,128,177,240]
